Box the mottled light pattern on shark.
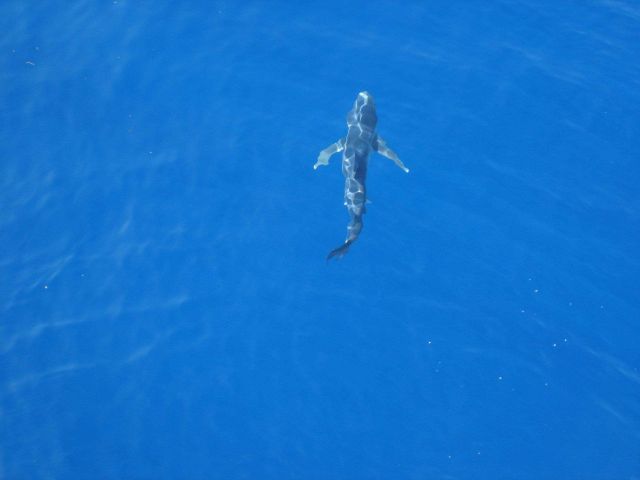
[314,91,409,259]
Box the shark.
[314,91,409,259]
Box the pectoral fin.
[314,138,345,170]
[374,137,409,173]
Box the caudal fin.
[327,239,354,260]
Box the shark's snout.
[358,91,374,106]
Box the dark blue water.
[2,1,639,478]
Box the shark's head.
[347,91,377,130]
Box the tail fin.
[327,239,355,260]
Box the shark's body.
[314,91,409,259]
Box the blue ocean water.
[1,1,639,478]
